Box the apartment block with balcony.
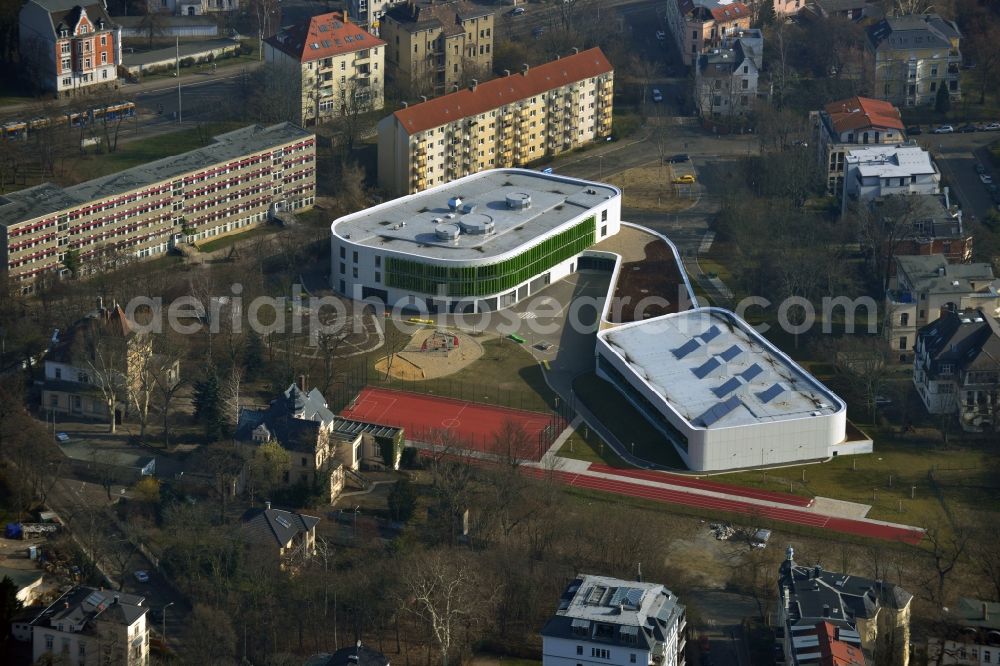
[812,96,905,196]
[29,586,149,666]
[377,48,613,197]
[381,0,493,97]
[866,14,962,107]
[0,123,315,292]
[347,0,404,33]
[19,0,120,97]
[541,574,686,666]
[264,12,385,127]
[664,0,751,67]
[914,310,1000,432]
[886,255,1000,362]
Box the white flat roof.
[330,169,618,262]
[846,144,935,178]
[598,309,843,429]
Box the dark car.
[958,124,978,133]
[669,153,690,163]
[906,125,922,135]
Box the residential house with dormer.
[29,586,149,666]
[235,381,403,502]
[19,0,120,96]
[927,598,1000,664]
[778,546,912,666]
[240,502,319,566]
[664,0,751,67]
[913,309,1000,432]
[694,29,762,119]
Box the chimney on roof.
[470,79,478,92]
[65,602,69,609]
[823,604,831,617]
[113,595,119,605]
[637,561,642,583]
[521,63,529,75]
[814,564,822,579]
[452,84,459,92]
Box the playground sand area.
[374,329,484,380]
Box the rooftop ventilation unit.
[462,202,478,214]
[435,224,461,241]
[459,213,495,235]
[506,192,532,210]
[447,196,462,211]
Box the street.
[912,130,1000,220]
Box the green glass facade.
[385,216,596,298]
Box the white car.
[932,125,954,134]
[510,6,525,15]
[656,30,666,40]
[984,122,1000,131]
[55,432,70,443]
[652,88,663,103]
[981,174,994,185]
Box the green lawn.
[571,373,687,469]
[715,432,1000,525]
[557,427,627,467]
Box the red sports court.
[340,387,560,462]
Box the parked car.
[672,174,696,184]
[983,122,1000,131]
[981,174,994,185]
[958,124,978,133]
[655,30,666,40]
[669,153,690,163]
[510,6,525,15]
[976,164,987,174]
[55,432,70,443]
[134,570,150,583]
[932,125,955,134]
[651,88,663,102]
[906,125,922,135]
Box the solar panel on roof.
[275,515,292,529]
[697,395,743,427]
[672,338,700,359]
[692,357,721,379]
[719,344,742,362]
[741,363,764,381]
[757,383,784,403]
[712,376,742,398]
[345,35,353,42]
[699,325,721,343]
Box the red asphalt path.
[587,463,814,508]
[417,453,925,545]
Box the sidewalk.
[0,60,263,119]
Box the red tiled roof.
[709,2,749,21]
[264,11,384,64]
[392,48,614,135]
[677,0,750,22]
[817,622,866,666]
[825,96,904,134]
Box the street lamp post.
[162,602,175,650]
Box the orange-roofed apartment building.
[812,96,905,196]
[664,0,751,67]
[19,0,120,97]
[377,48,614,197]
[264,11,385,127]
